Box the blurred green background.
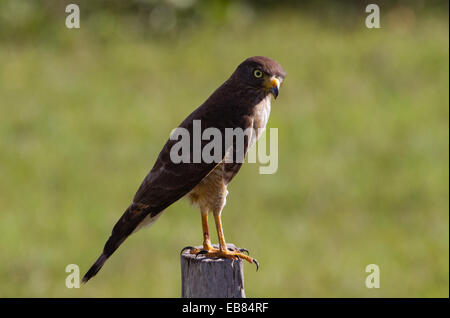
[0,0,448,297]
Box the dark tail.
[82,203,152,284]
[82,232,130,284]
[82,253,108,284]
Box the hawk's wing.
[222,118,254,185]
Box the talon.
[195,250,209,258]
[180,246,194,255]
[227,247,236,252]
[253,258,259,271]
[238,248,249,255]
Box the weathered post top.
[180,244,245,298]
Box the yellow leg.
[187,211,217,254]
[201,212,214,251]
[205,213,258,270]
[182,211,259,270]
[214,213,228,251]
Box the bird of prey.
[82,56,286,283]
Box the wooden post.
[180,244,245,298]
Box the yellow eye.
[253,69,263,78]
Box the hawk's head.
[233,56,286,99]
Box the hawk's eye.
[253,69,263,78]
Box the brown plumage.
[82,56,286,283]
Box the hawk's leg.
[201,211,214,251]
[180,210,258,270]
[181,210,219,255]
[197,211,217,253]
[200,213,259,270]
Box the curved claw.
[180,246,194,255]
[253,258,259,271]
[227,247,249,255]
[195,250,209,258]
[238,248,249,255]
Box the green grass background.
[0,1,448,297]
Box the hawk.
[82,56,286,283]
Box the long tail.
[82,254,108,284]
[82,203,160,284]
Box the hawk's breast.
[250,95,272,148]
[187,162,227,213]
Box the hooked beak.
[268,76,280,99]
